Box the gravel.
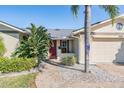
[35,62,124,88]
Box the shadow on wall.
[113,41,124,65]
[4,32,19,39]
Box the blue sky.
[0,5,124,29]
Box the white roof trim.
[72,14,124,35]
[92,31,124,35]
[0,21,26,33]
[51,37,74,40]
[92,31,124,39]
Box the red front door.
[49,40,57,59]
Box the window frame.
[60,40,69,53]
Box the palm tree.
[13,24,50,64]
[71,5,119,73]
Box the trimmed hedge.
[0,57,37,73]
[61,56,77,66]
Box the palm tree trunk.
[84,5,91,73]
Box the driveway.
[35,62,124,88]
[96,63,124,78]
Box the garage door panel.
[92,39,124,63]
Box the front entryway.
[49,40,57,59]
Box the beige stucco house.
[72,14,124,64]
[0,21,27,57]
[48,14,124,64]
[1,14,124,64]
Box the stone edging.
[0,68,39,78]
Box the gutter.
[71,35,80,39]
[70,32,80,39]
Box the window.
[116,23,123,30]
[60,40,69,53]
[61,40,67,48]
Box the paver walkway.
[35,62,124,88]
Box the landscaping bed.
[0,57,37,73]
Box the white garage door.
[91,39,124,63]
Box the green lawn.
[0,73,38,88]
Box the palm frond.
[71,5,80,17]
[100,5,119,25]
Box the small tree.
[0,36,6,56]
[13,24,50,63]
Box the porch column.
[78,34,85,64]
[56,40,61,61]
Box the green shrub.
[0,37,6,56]
[61,56,77,66]
[0,57,37,73]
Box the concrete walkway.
[35,62,124,88]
